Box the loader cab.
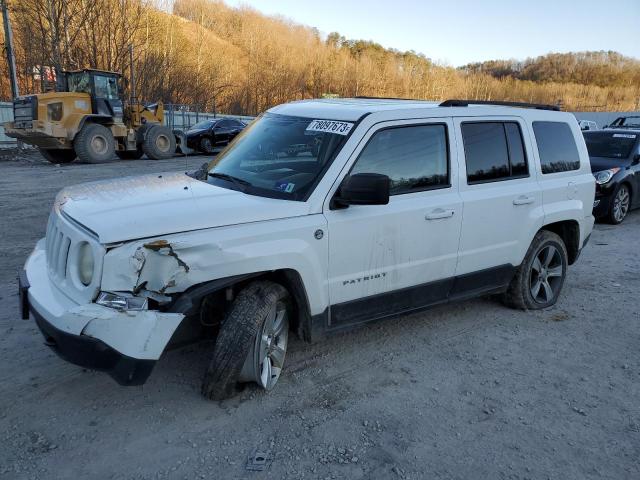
[64,69,124,122]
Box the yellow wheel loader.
[4,69,180,163]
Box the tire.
[502,230,568,310]
[115,147,144,160]
[142,125,176,160]
[38,148,76,164]
[199,136,214,154]
[607,183,631,225]
[201,281,291,400]
[74,123,115,163]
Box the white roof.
[268,98,440,121]
[267,98,565,122]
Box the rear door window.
[461,122,529,184]
[532,121,581,173]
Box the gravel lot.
[0,151,638,480]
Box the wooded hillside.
[2,0,639,113]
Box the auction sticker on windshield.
[306,119,354,135]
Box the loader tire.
[142,125,176,160]
[74,123,115,163]
[39,148,76,164]
[201,281,291,400]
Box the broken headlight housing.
[96,292,148,311]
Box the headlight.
[97,292,148,311]
[594,168,620,185]
[77,241,94,286]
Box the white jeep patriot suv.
[19,98,595,399]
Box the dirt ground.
[0,151,638,480]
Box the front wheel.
[502,230,568,310]
[201,281,291,400]
[607,183,631,224]
[199,136,214,154]
[142,125,176,160]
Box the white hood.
[55,172,310,244]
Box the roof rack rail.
[439,99,560,111]
[354,96,424,101]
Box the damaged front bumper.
[21,239,184,385]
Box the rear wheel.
[38,148,76,164]
[74,123,115,163]
[607,183,631,224]
[502,230,568,310]
[142,125,176,160]
[201,281,291,400]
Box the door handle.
[513,195,535,206]
[425,208,455,220]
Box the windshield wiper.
[208,172,252,190]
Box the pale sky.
[224,0,640,66]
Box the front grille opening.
[60,237,71,277]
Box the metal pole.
[1,0,19,99]
[129,44,136,104]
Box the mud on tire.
[201,281,290,401]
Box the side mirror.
[333,173,390,208]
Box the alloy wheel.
[529,244,564,304]
[612,185,630,223]
[239,300,289,390]
[201,138,213,153]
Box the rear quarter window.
[532,121,581,174]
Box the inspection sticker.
[613,134,636,138]
[306,119,354,136]
[275,181,295,193]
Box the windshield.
[190,120,216,130]
[584,132,638,159]
[206,113,353,200]
[610,116,640,128]
[94,75,119,100]
[67,72,90,94]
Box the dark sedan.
[584,130,640,224]
[185,118,246,154]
